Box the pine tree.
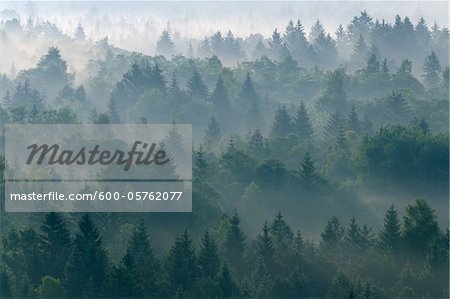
[321,216,345,246]
[198,231,220,279]
[127,221,159,297]
[74,23,86,40]
[423,50,442,87]
[418,117,429,134]
[378,204,401,253]
[204,115,222,150]
[187,70,208,99]
[257,221,274,267]
[271,105,292,137]
[65,214,108,298]
[194,145,209,180]
[166,230,198,295]
[293,102,314,140]
[247,127,267,159]
[224,213,246,272]
[270,212,294,245]
[269,29,283,60]
[40,212,72,279]
[309,20,325,42]
[299,153,318,187]
[239,72,259,112]
[210,75,231,125]
[156,29,175,57]
[218,263,238,298]
[346,105,360,134]
[351,34,368,67]
[381,58,390,76]
[324,112,343,140]
[109,251,144,298]
[387,91,409,121]
[345,217,362,247]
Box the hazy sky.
[2,1,448,40]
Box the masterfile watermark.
[4,124,192,212]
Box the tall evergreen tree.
[40,212,71,279]
[423,50,442,87]
[187,70,208,99]
[210,75,231,125]
[224,213,246,273]
[156,29,175,57]
[166,230,198,295]
[271,105,292,137]
[346,105,360,134]
[198,231,220,279]
[65,214,108,298]
[321,216,345,246]
[127,221,160,297]
[293,102,314,140]
[204,115,222,150]
[109,251,144,298]
[257,221,274,267]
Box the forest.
[0,7,449,299]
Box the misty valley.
[0,3,449,299]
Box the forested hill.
[0,9,448,299]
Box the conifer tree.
[224,213,246,272]
[65,214,108,298]
[166,230,198,295]
[40,212,71,279]
[378,204,401,253]
[257,221,274,268]
[194,146,209,180]
[321,216,345,246]
[218,263,238,298]
[271,105,292,137]
[156,29,175,57]
[198,231,220,279]
[423,50,442,87]
[127,221,160,297]
[299,153,318,187]
[187,70,208,99]
[210,75,231,125]
[293,102,314,140]
[346,105,360,134]
[204,115,222,150]
[109,251,144,298]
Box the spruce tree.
[187,70,208,99]
[198,231,220,279]
[293,102,314,140]
[224,213,246,272]
[346,105,360,134]
[204,115,222,150]
[321,216,345,246]
[210,75,231,125]
[156,29,175,57]
[109,251,144,298]
[218,263,238,298]
[345,217,362,247]
[40,212,72,279]
[194,146,209,180]
[378,204,401,253]
[166,230,198,295]
[271,105,292,137]
[127,221,159,297]
[299,152,318,187]
[65,214,108,298]
[423,50,442,87]
[257,221,274,268]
